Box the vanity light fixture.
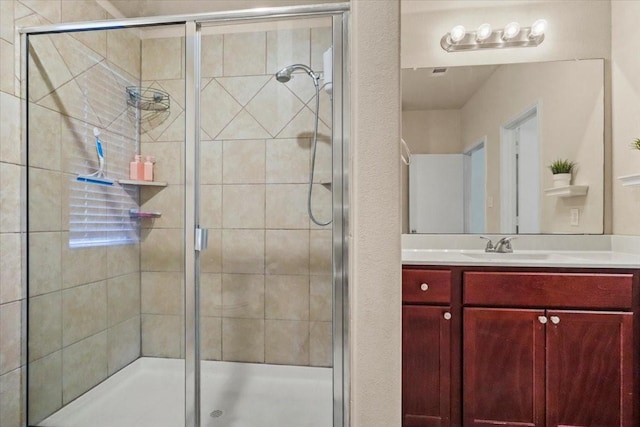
[441,19,547,52]
[450,25,466,43]
[529,19,548,38]
[502,22,521,40]
[476,23,492,41]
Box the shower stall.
[22,3,349,426]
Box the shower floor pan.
[39,357,333,427]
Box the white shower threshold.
[39,357,333,427]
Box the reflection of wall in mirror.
[461,59,604,234]
[403,59,604,234]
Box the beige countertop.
[402,234,640,268]
[402,249,640,268]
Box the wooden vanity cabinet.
[463,271,635,427]
[402,267,639,427]
[463,307,546,426]
[402,268,456,427]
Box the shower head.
[275,66,295,83]
[275,64,319,85]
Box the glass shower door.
[26,22,187,427]
[195,15,339,427]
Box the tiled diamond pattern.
[277,106,331,139]
[246,79,305,137]
[200,79,242,140]
[217,75,271,107]
[218,110,270,140]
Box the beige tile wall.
[139,24,334,367]
[1,1,28,426]
[8,2,144,424]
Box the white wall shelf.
[129,209,162,219]
[118,179,167,187]
[617,173,640,187]
[544,185,589,198]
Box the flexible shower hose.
[308,79,332,227]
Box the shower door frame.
[21,3,350,427]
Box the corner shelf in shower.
[129,209,162,219]
[617,173,640,187]
[118,179,167,187]
[544,185,589,198]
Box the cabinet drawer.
[464,272,633,309]
[403,269,451,304]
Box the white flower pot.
[553,173,571,187]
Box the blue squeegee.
[76,127,114,186]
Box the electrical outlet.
[570,208,580,226]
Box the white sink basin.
[402,248,639,267]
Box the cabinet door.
[403,305,452,427]
[463,308,546,427]
[546,310,634,427]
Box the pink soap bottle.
[130,155,143,180]
[143,156,155,181]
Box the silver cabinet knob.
[420,283,429,291]
[443,312,452,320]
[538,316,548,324]
[550,316,560,324]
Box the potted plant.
[632,138,640,151]
[548,159,575,187]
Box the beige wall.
[612,0,640,236]
[402,110,462,154]
[351,1,401,426]
[0,1,26,424]
[461,59,604,234]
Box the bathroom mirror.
[402,58,604,235]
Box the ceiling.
[108,0,345,17]
[402,65,498,111]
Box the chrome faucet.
[480,236,516,253]
[494,236,516,253]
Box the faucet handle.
[479,236,494,252]
[501,236,516,248]
[505,236,516,249]
[496,236,516,253]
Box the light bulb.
[450,25,466,43]
[502,21,521,40]
[476,23,492,41]
[529,19,547,37]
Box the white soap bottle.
[143,156,155,181]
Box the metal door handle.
[538,316,547,324]
[550,316,560,324]
[195,227,208,251]
[420,283,429,291]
